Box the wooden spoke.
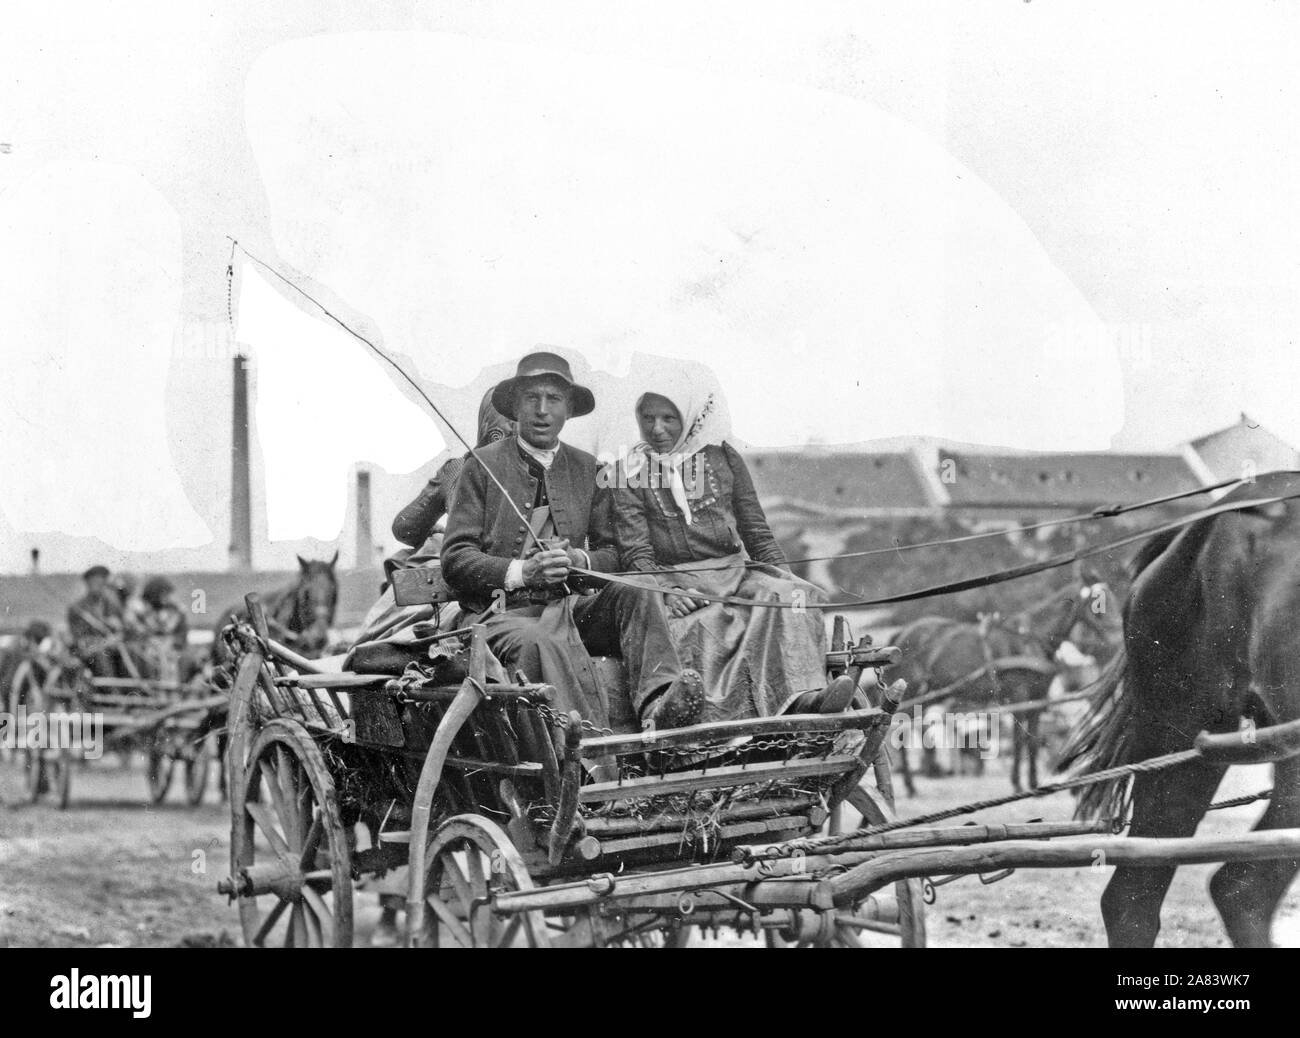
[299,812,324,871]
[425,895,474,948]
[246,801,294,860]
[496,915,523,949]
[301,885,335,946]
[288,902,309,948]
[442,855,475,911]
[257,759,293,841]
[252,898,288,947]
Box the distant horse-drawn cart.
[23,633,224,809]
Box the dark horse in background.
[888,575,1120,795]
[211,553,340,666]
[1062,473,1300,947]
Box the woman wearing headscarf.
[612,372,855,722]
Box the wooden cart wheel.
[420,814,550,948]
[230,718,353,948]
[184,731,217,806]
[3,659,40,761]
[766,751,926,949]
[147,743,176,804]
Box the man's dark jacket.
[441,436,620,612]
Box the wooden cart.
[24,635,224,809]
[217,590,934,948]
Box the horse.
[887,576,1117,795]
[211,553,339,665]
[1060,475,1300,947]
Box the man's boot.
[642,668,705,730]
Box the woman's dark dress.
[614,442,828,721]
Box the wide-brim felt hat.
[491,350,595,420]
[82,564,110,581]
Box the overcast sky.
[2,3,1298,568]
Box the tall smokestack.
[355,469,374,570]
[230,353,253,571]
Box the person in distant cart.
[138,577,189,651]
[67,565,126,677]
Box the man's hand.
[521,541,572,587]
[666,587,708,618]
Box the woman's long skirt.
[657,554,829,723]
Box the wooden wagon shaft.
[826,828,1300,907]
[579,708,888,758]
[1195,714,1300,764]
[492,859,827,915]
[747,818,1112,861]
[497,818,1115,914]
[578,754,860,804]
[405,624,490,946]
[100,694,228,746]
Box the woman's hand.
[666,587,707,618]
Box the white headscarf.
[623,368,731,525]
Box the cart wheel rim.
[231,719,353,948]
[422,814,549,949]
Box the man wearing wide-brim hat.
[442,350,703,740]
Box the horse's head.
[292,551,339,655]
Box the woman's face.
[637,394,683,454]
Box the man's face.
[515,376,571,449]
[86,575,107,596]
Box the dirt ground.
[1,752,1296,949]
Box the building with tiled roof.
[936,450,1203,518]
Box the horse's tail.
[1055,648,1133,823]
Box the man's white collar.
[517,437,559,469]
